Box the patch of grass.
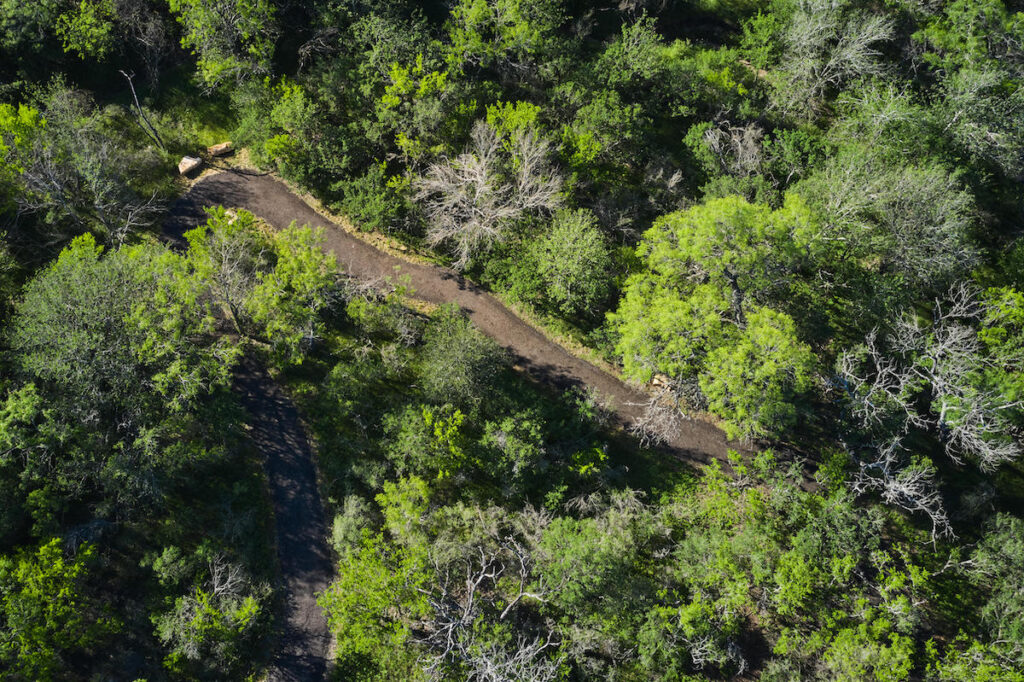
[146,66,237,155]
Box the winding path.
[166,169,745,680]
[169,170,744,460]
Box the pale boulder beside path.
[177,156,202,175]
[208,141,233,157]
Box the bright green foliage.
[479,412,545,490]
[908,0,1024,177]
[535,491,660,658]
[978,287,1024,410]
[913,0,1024,73]
[334,163,411,233]
[0,103,43,170]
[55,0,115,59]
[381,56,449,112]
[258,80,323,182]
[532,209,612,317]
[614,280,731,383]
[168,0,278,88]
[811,609,915,682]
[319,478,431,679]
[156,588,263,675]
[147,543,271,678]
[384,404,472,480]
[637,194,817,304]
[318,533,427,679]
[2,0,1023,678]
[374,476,431,550]
[246,223,339,364]
[0,103,44,207]
[559,88,647,170]
[238,77,352,189]
[446,0,565,71]
[661,456,927,679]
[596,16,670,93]
[486,101,541,139]
[926,635,1024,682]
[373,51,462,162]
[184,208,339,364]
[0,384,52,541]
[773,550,927,680]
[613,195,817,437]
[0,539,116,680]
[700,307,816,439]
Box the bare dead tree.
[627,381,693,448]
[812,152,978,291]
[341,275,424,346]
[414,121,562,270]
[207,553,246,599]
[298,27,341,71]
[192,213,272,332]
[836,284,1023,537]
[898,284,1022,470]
[850,439,953,541]
[776,0,894,116]
[460,632,561,682]
[835,330,924,432]
[703,122,764,178]
[412,531,562,682]
[115,0,174,86]
[119,70,166,151]
[15,121,164,245]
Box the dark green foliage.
[0,208,326,679]
[418,304,504,408]
[146,542,271,677]
[332,162,411,234]
[966,514,1024,666]
[6,233,237,514]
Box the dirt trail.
[233,358,332,681]
[168,170,746,466]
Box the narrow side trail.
[233,358,333,681]
[167,169,745,465]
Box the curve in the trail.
[168,169,747,466]
[167,191,334,680]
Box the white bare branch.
[414,121,562,270]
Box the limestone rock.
[208,141,233,157]
[178,156,202,175]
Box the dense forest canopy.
[1,0,1024,680]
